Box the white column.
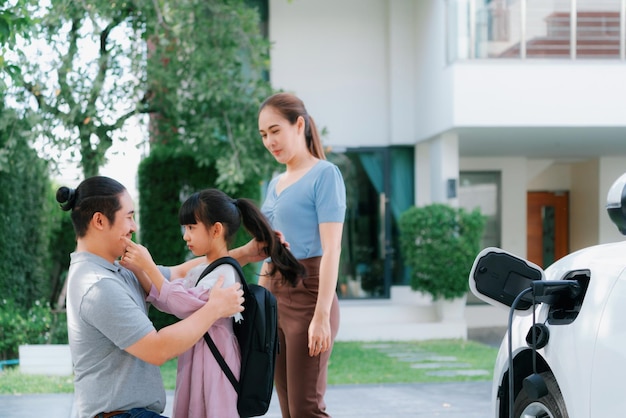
[416,133,460,207]
[388,0,416,143]
[415,141,431,207]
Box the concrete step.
[335,291,509,342]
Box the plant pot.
[18,344,72,375]
[435,294,467,321]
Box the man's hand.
[207,277,245,318]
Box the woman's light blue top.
[261,160,346,260]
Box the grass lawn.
[0,339,498,394]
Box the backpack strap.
[196,256,244,393]
[195,256,245,287]
[203,333,240,392]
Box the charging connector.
[531,280,581,304]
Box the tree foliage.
[0,98,55,309]
[4,0,277,187]
[143,0,278,193]
[5,0,147,177]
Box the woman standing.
[258,92,346,417]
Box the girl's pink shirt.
[147,264,241,418]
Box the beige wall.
[527,161,571,191]
[460,156,527,257]
[461,157,626,258]
[570,160,600,251]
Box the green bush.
[399,203,486,300]
[0,299,68,360]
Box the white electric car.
[469,173,626,418]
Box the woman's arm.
[308,222,343,357]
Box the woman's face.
[258,106,304,165]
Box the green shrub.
[0,299,68,360]
[399,203,486,300]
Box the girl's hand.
[120,237,156,273]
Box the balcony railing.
[447,0,626,61]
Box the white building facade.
[266,0,626,340]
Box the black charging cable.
[507,280,581,418]
[508,287,533,418]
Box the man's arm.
[124,278,243,365]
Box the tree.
[143,0,277,193]
[5,0,277,188]
[0,0,31,85]
[5,0,148,178]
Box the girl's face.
[258,106,305,165]
[182,220,214,257]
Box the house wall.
[269,0,391,148]
[413,0,455,143]
[269,0,626,258]
[570,159,600,251]
[450,62,626,129]
[460,157,528,257]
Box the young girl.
[122,188,303,418]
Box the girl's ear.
[212,222,224,238]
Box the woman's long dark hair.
[179,188,305,285]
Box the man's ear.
[92,212,107,230]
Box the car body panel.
[472,241,626,417]
[590,266,626,416]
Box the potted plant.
[399,203,485,319]
[1,299,72,376]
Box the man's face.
[107,191,137,259]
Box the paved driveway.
[0,381,492,417]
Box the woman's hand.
[308,313,331,357]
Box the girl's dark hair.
[179,188,305,285]
[259,92,326,160]
[56,176,126,238]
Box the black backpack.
[196,256,278,417]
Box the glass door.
[330,147,414,299]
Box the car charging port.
[546,270,590,325]
[531,279,581,304]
